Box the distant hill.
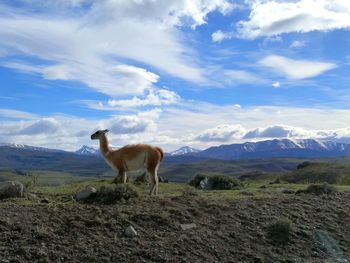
[2,138,350,182]
[0,143,304,182]
[194,139,350,160]
[0,145,109,177]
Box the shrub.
[91,184,139,204]
[189,173,242,190]
[296,183,337,195]
[267,219,292,245]
[22,173,39,190]
[189,174,207,187]
[297,161,313,169]
[338,174,350,185]
[133,172,148,185]
[210,174,242,190]
[284,163,346,184]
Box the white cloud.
[107,89,180,108]
[1,105,350,150]
[194,123,350,144]
[223,69,265,84]
[0,109,162,150]
[237,0,350,39]
[263,36,283,44]
[211,30,233,42]
[259,55,336,79]
[0,108,38,120]
[16,118,60,135]
[85,89,180,110]
[243,124,350,144]
[290,40,305,49]
[195,124,246,142]
[0,1,235,97]
[272,81,280,88]
[244,124,316,139]
[108,109,161,134]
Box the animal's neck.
[99,134,110,156]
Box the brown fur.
[94,132,163,195]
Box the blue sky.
[0,0,350,151]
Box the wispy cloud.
[236,0,350,39]
[211,30,233,42]
[272,81,280,88]
[259,55,336,79]
[0,108,38,120]
[86,89,180,110]
[290,40,305,49]
[1,104,350,150]
[0,1,235,97]
[195,124,246,142]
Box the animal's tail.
[155,147,164,162]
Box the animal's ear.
[103,129,109,133]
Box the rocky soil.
[0,191,349,263]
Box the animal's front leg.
[121,171,127,184]
[113,170,127,184]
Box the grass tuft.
[88,184,139,204]
[296,183,337,195]
[267,219,292,245]
[190,173,242,190]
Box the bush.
[91,184,139,204]
[22,173,39,190]
[284,162,347,184]
[133,172,148,185]
[189,174,207,187]
[267,219,292,245]
[190,173,242,190]
[338,174,350,185]
[297,161,313,169]
[296,183,337,195]
[210,174,242,190]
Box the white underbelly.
[124,153,146,171]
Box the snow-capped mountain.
[1,139,350,161]
[75,145,99,155]
[195,139,350,160]
[168,146,201,156]
[0,143,66,153]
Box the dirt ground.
[0,191,349,263]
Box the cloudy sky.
[1,0,350,151]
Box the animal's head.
[90,129,109,140]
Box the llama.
[90,129,164,195]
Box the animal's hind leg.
[148,170,159,195]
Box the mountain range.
[3,138,350,160]
[194,139,350,160]
[1,138,350,181]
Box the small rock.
[253,256,263,263]
[282,189,295,194]
[125,225,138,237]
[27,193,38,199]
[41,197,50,203]
[75,187,97,201]
[199,178,213,190]
[0,181,24,199]
[180,223,197,230]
